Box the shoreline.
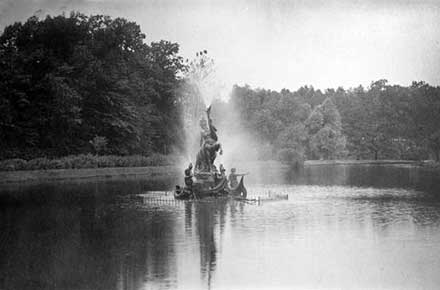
[0,159,424,185]
[304,160,419,166]
[0,166,180,185]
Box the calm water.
[1,164,440,290]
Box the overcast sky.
[1,0,440,91]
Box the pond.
[1,164,440,290]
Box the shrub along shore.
[0,153,434,172]
[0,154,180,171]
[0,157,435,184]
[0,154,429,173]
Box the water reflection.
[1,164,440,289]
[194,202,217,289]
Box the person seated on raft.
[214,164,226,184]
[229,168,239,188]
[228,168,249,188]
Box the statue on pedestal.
[174,105,247,200]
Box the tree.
[0,13,186,159]
[276,124,308,156]
[309,126,346,159]
[221,82,439,162]
[306,98,346,159]
[408,82,440,161]
[334,81,399,160]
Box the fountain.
[174,105,247,200]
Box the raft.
[174,175,247,200]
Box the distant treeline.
[1,13,439,163]
[0,13,186,160]
[212,81,440,162]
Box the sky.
[1,0,440,91]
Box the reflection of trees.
[145,213,177,286]
[0,203,87,290]
[0,182,180,290]
[347,165,406,188]
[285,163,440,195]
[284,164,348,186]
[306,165,348,186]
[114,206,178,290]
[345,164,440,192]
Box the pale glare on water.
[1,164,440,290]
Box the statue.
[174,104,248,200]
[184,163,193,188]
[195,106,222,172]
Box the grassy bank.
[304,160,420,166]
[0,155,428,172]
[0,154,180,171]
[0,158,435,185]
[0,166,180,184]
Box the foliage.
[277,148,304,168]
[309,126,346,160]
[224,85,347,161]
[276,124,308,156]
[306,98,346,159]
[0,13,186,159]
[0,154,179,171]
[89,136,108,155]
[225,81,440,162]
[331,80,440,160]
[1,14,440,164]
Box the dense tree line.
[1,13,439,163]
[332,80,440,161]
[0,13,185,159]
[213,81,440,161]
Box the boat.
[174,174,247,200]
[228,176,247,198]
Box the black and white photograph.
[1,0,440,289]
